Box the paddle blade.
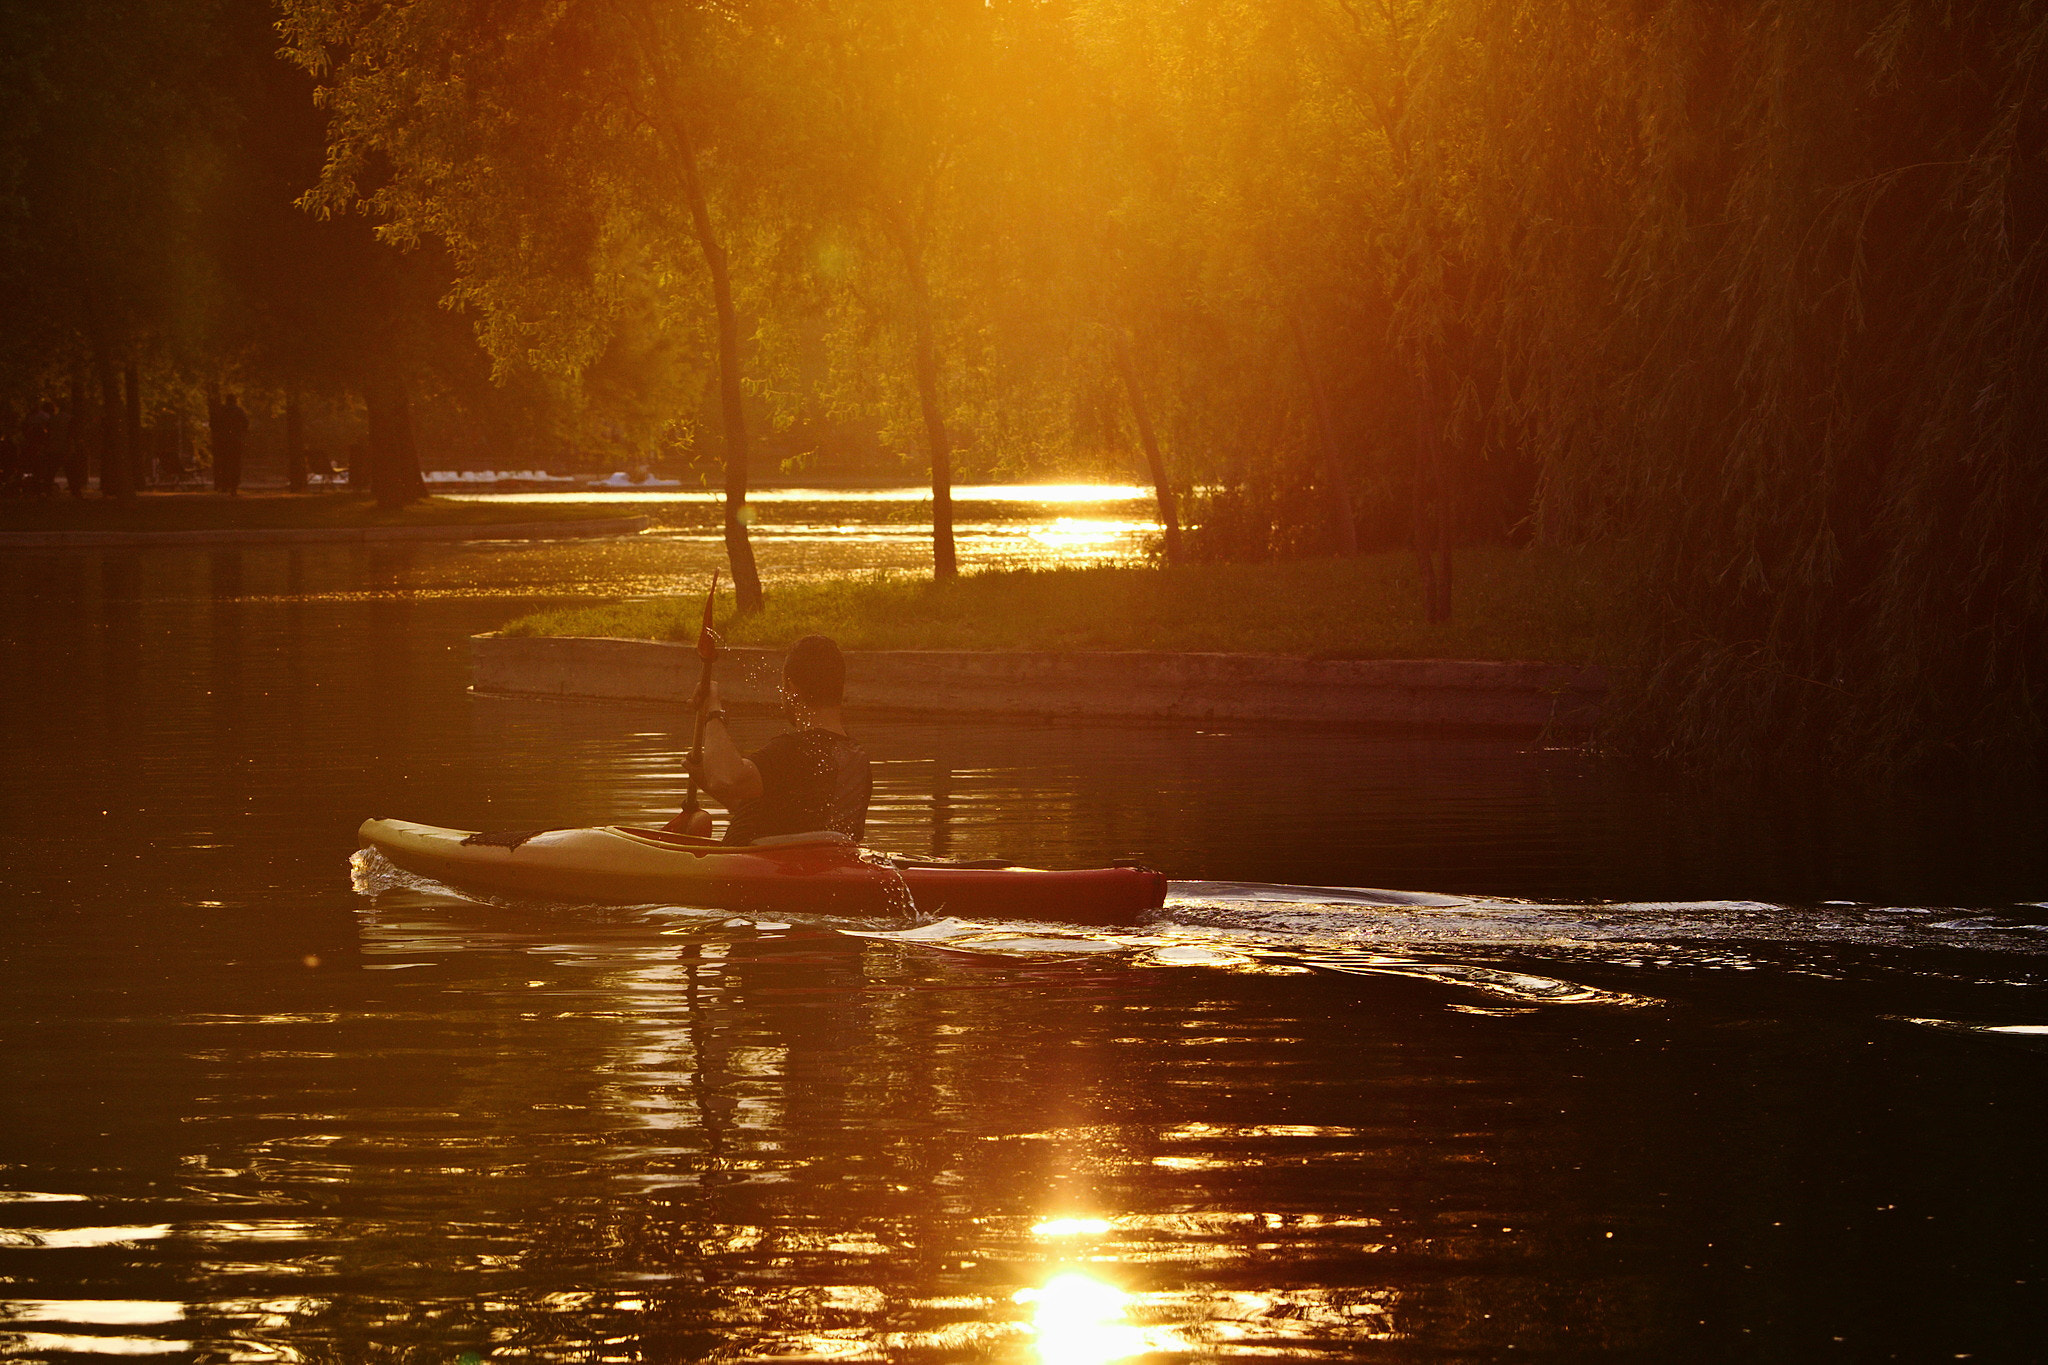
[696,569,721,661]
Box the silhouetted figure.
[212,393,248,495]
[668,635,872,844]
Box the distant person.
[212,393,249,495]
[669,635,872,844]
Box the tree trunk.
[361,387,386,500]
[1110,328,1182,564]
[891,222,957,580]
[93,341,130,499]
[647,67,762,611]
[122,361,143,492]
[1411,359,1452,623]
[693,196,766,612]
[1289,313,1359,556]
[363,373,424,509]
[285,390,307,493]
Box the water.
[3,494,2047,1361]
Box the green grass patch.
[0,492,647,533]
[500,549,1630,664]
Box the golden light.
[1013,1271,1144,1365]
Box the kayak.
[357,818,1167,925]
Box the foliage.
[12,0,2048,760]
[1448,0,2048,767]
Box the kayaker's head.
[782,635,846,723]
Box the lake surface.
[3,492,2046,1362]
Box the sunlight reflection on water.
[1017,1272,1144,1365]
[167,491,1161,607]
[5,491,2047,1364]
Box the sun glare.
[1014,1272,1144,1365]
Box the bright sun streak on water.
[1015,1272,1144,1365]
[442,483,1155,505]
[1025,517,1149,549]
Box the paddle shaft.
[683,655,715,812]
[682,570,722,814]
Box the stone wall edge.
[471,634,1608,732]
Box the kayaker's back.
[724,729,871,845]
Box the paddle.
[681,569,722,822]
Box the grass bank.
[501,549,1629,663]
[0,492,647,533]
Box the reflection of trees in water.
[564,929,1138,1358]
[562,943,1406,1358]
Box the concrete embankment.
[472,633,1608,732]
[0,516,650,548]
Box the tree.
[0,0,227,497]
[779,0,1025,580]
[280,0,770,601]
[208,0,425,505]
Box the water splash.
[350,846,427,898]
[856,847,920,922]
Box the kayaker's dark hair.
[785,635,845,705]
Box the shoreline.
[0,515,651,548]
[472,633,1609,732]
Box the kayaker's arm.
[697,683,763,803]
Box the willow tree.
[1410,0,2048,766]
[279,0,767,606]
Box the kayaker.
[667,635,873,844]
